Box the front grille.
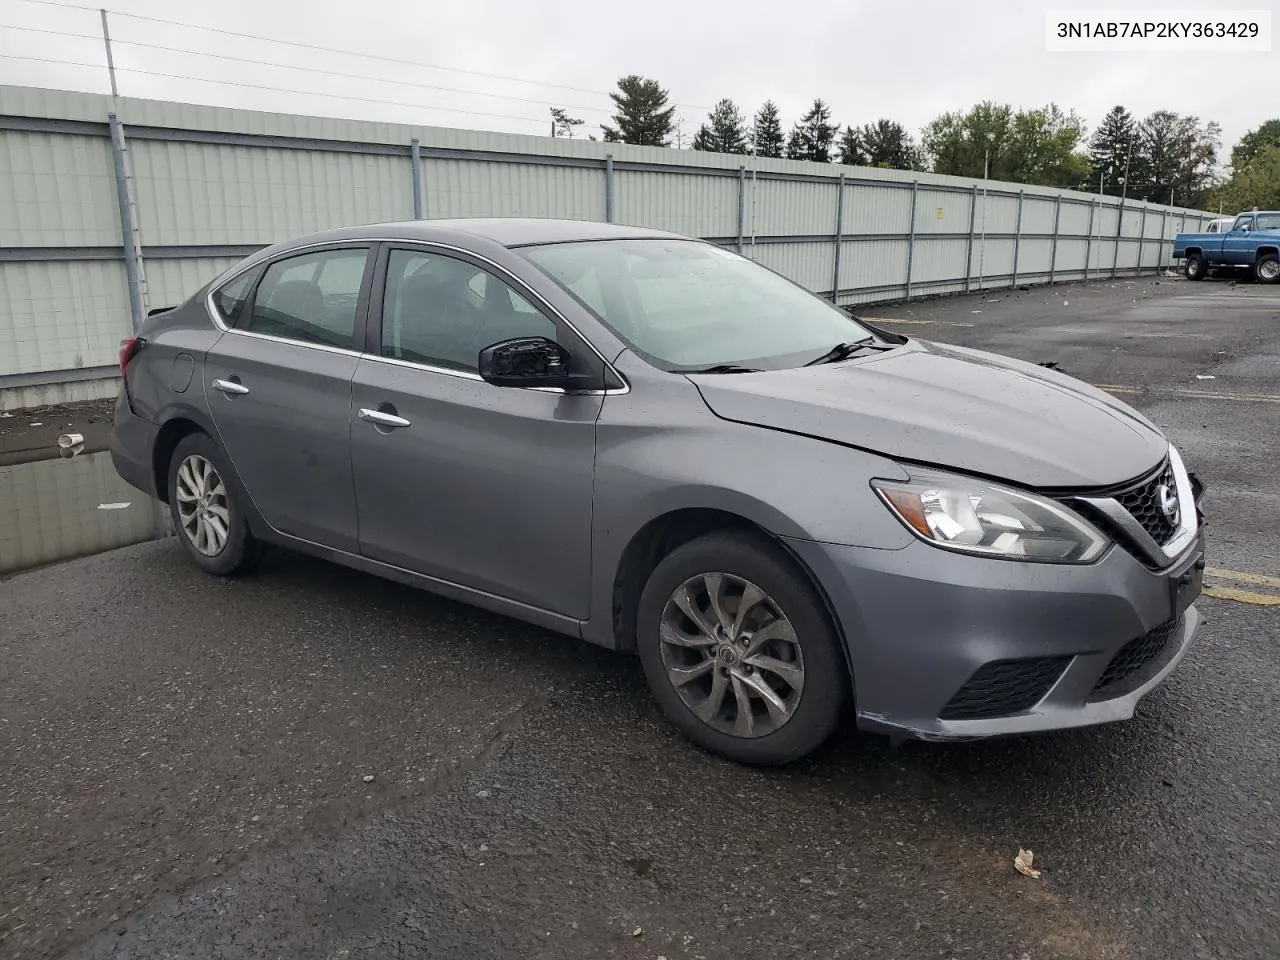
[1090,615,1183,699]
[940,657,1071,720]
[1116,460,1178,545]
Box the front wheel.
[1254,254,1280,285]
[1184,255,1206,281]
[636,530,848,765]
[167,432,262,576]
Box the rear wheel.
[636,530,848,765]
[1254,254,1280,285]
[167,432,262,576]
[1184,255,1206,281]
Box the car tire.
[167,432,263,576]
[1254,254,1280,285]
[1184,255,1206,281]
[636,530,848,766]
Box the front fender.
[583,390,915,647]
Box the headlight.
[873,468,1109,563]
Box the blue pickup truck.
[1173,211,1280,283]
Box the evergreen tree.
[691,99,748,154]
[601,75,676,147]
[752,101,784,158]
[1088,105,1137,195]
[859,119,922,170]
[549,107,584,139]
[786,99,837,163]
[837,126,865,165]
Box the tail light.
[119,337,144,377]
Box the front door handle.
[212,378,250,396]
[358,408,411,429]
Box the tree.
[1210,142,1280,212]
[549,107,584,139]
[1005,104,1090,188]
[858,119,923,170]
[601,75,676,147]
[923,101,1088,188]
[692,98,748,154]
[786,99,837,163]
[1088,105,1137,195]
[1131,111,1220,206]
[837,126,864,165]
[922,101,1015,178]
[752,101,784,158]
[1230,119,1280,169]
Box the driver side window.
[381,249,556,373]
[1231,217,1252,233]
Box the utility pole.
[99,8,118,97]
[1120,136,1133,202]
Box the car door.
[1221,216,1255,265]
[204,243,374,553]
[350,244,602,618]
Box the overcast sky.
[1,0,1274,158]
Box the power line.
[0,53,564,128]
[16,0,711,108]
[0,22,613,115]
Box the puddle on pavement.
[0,450,171,576]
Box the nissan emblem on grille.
[1158,484,1180,526]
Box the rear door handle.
[212,378,250,395]
[358,408,411,429]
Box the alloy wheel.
[175,454,230,556]
[1259,259,1279,282]
[658,572,805,738]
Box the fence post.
[1137,204,1148,276]
[904,180,918,300]
[736,165,746,254]
[1083,199,1096,283]
[1160,208,1169,270]
[1049,195,1061,284]
[964,184,977,293]
[1011,189,1024,288]
[831,173,845,302]
[108,112,145,333]
[1111,199,1124,278]
[604,154,614,223]
[409,138,423,219]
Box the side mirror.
[478,336,596,390]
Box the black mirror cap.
[477,336,601,390]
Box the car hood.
[690,340,1168,488]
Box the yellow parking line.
[1205,567,1280,589]
[1201,585,1280,606]
[1092,384,1280,404]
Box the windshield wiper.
[680,363,763,374]
[803,336,888,366]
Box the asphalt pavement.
[1,276,1277,960]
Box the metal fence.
[0,84,1216,410]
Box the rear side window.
[245,248,369,349]
[1257,214,1280,231]
[211,270,257,324]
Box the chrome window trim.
[1072,444,1198,569]
[205,236,630,395]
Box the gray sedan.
[111,219,1206,764]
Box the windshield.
[520,239,880,371]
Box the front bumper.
[786,526,1206,741]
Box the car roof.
[267,218,687,251]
